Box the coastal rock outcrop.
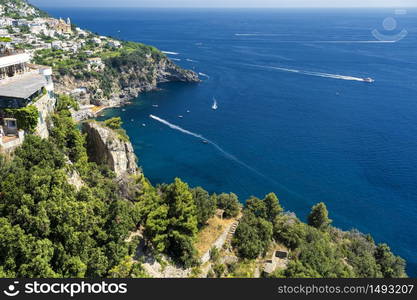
[82,121,139,178]
[156,59,200,83]
[54,56,200,108]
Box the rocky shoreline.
[60,57,200,121]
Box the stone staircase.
[224,221,239,251]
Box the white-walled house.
[0,50,56,152]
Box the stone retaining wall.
[200,221,236,264]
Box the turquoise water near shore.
[43,7,417,276]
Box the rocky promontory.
[54,53,200,108]
[82,121,139,178]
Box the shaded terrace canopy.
[0,73,47,99]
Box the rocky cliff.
[53,53,200,108]
[82,121,139,178]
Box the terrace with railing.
[0,48,55,150]
[0,48,25,58]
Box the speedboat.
[212,98,218,110]
[178,115,184,118]
[363,77,375,83]
[202,140,209,144]
[152,104,159,108]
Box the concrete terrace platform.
[0,72,47,99]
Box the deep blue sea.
[42,7,417,276]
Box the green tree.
[136,178,169,252]
[4,105,39,134]
[297,233,353,278]
[104,117,123,130]
[273,215,308,249]
[163,178,199,267]
[0,133,136,278]
[375,244,407,278]
[308,202,332,230]
[245,196,267,219]
[145,204,169,252]
[191,187,216,227]
[56,94,79,111]
[108,257,148,278]
[263,193,283,222]
[61,256,87,278]
[271,260,322,278]
[217,193,240,218]
[50,111,88,165]
[233,212,273,259]
[343,231,382,278]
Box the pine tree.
[192,187,216,227]
[164,178,198,267]
[307,202,332,230]
[263,193,283,222]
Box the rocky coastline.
[57,57,200,121]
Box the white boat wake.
[162,51,179,55]
[149,114,273,182]
[186,58,198,63]
[235,33,286,37]
[149,114,307,200]
[170,58,181,61]
[198,72,210,79]
[247,64,369,82]
[310,40,396,44]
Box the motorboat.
[363,77,375,83]
[212,98,218,110]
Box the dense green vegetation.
[0,101,232,275]
[192,187,216,228]
[34,49,91,77]
[0,37,12,42]
[56,94,79,112]
[230,195,406,278]
[0,98,407,278]
[0,0,49,18]
[4,105,39,133]
[33,41,166,100]
[0,103,405,277]
[100,117,129,142]
[0,104,142,277]
[106,42,165,71]
[232,194,281,259]
[216,193,241,218]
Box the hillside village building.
[49,17,72,34]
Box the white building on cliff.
[0,49,56,152]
